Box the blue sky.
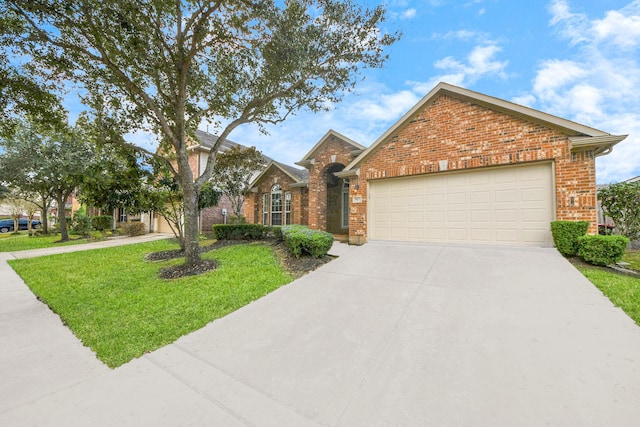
[67,0,640,184]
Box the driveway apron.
[2,241,640,426]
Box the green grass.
[0,233,90,252]
[622,251,640,272]
[578,265,640,326]
[9,240,292,368]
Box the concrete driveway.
[3,241,640,425]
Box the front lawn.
[9,240,292,367]
[0,232,90,252]
[622,250,640,272]
[578,265,640,326]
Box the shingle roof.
[275,161,309,182]
[194,129,273,162]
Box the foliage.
[577,235,629,266]
[71,214,93,236]
[0,118,94,240]
[212,224,268,240]
[89,230,105,241]
[9,241,291,367]
[578,266,640,327]
[123,222,146,237]
[1,0,397,266]
[79,143,159,215]
[281,225,333,258]
[91,215,113,232]
[550,221,590,256]
[198,180,222,211]
[598,182,640,241]
[211,146,267,218]
[598,224,615,235]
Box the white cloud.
[593,7,640,49]
[525,0,640,183]
[401,8,417,19]
[419,43,508,88]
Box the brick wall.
[200,194,235,232]
[349,94,597,243]
[306,135,360,231]
[244,165,302,226]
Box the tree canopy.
[212,146,267,220]
[2,0,398,265]
[0,118,93,240]
[598,182,640,241]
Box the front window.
[341,180,349,228]
[262,193,269,225]
[118,207,127,223]
[285,192,291,225]
[271,184,282,226]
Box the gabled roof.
[192,129,273,163]
[341,82,627,174]
[249,161,309,189]
[296,129,366,166]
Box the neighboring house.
[155,129,270,233]
[245,82,626,247]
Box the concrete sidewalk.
[2,240,640,426]
[0,233,175,418]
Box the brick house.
[243,130,364,235]
[156,129,268,233]
[245,82,626,246]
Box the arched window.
[271,184,283,225]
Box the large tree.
[0,118,93,241]
[1,0,397,265]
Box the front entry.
[325,163,348,235]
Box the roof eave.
[342,81,616,173]
[569,134,628,157]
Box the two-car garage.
[368,162,555,247]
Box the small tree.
[6,196,25,232]
[212,146,266,221]
[598,182,640,241]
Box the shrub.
[281,225,333,258]
[577,235,629,266]
[91,215,113,231]
[89,230,105,241]
[72,215,93,236]
[123,222,146,236]
[550,221,590,256]
[271,226,284,241]
[229,215,247,224]
[212,224,267,240]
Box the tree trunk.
[57,193,69,241]
[181,181,200,265]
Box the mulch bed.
[148,239,334,279]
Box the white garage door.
[368,162,554,246]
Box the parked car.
[0,219,42,233]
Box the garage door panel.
[369,162,554,246]
[447,192,466,204]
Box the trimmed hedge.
[123,222,146,236]
[212,224,267,240]
[281,225,333,258]
[91,215,113,231]
[550,221,590,256]
[577,235,629,266]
